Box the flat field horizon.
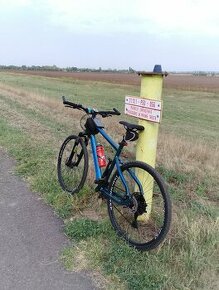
[2,69,219,92]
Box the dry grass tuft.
[158,132,219,178]
[0,84,82,131]
[0,98,56,143]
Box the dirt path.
[0,149,96,290]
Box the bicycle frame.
[89,126,143,206]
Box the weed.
[64,218,110,241]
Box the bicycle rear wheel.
[57,135,88,194]
[107,161,171,251]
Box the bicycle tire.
[57,135,88,194]
[107,161,171,251]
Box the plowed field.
[6,70,219,92]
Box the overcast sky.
[0,0,218,71]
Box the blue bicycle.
[57,96,171,251]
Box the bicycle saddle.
[119,121,144,131]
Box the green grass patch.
[62,212,218,290]
[65,218,110,241]
[162,89,219,143]
[0,117,73,218]
[1,71,219,143]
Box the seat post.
[119,136,128,148]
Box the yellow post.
[136,65,167,217]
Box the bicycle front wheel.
[57,135,88,194]
[107,161,171,251]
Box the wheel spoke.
[107,161,171,251]
[112,203,134,227]
[57,135,88,194]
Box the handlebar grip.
[62,96,77,108]
[62,97,86,112]
[113,108,121,115]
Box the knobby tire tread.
[107,161,172,251]
[57,135,88,194]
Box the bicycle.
[57,96,171,251]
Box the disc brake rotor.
[130,193,147,229]
[129,192,147,215]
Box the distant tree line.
[170,70,218,76]
[0,65,218,75]
[0,65,136,74]
[192,71,218,76]
[0,65,62,71]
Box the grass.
[161,89,219,145]
[0,71,218,289]
[61,213,218,290]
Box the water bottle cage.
[97,155,105,161]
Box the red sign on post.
[125,96,162,123]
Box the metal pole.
[136,65,167,218]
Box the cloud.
[1,0,219,36]
[0,0,31,7]
[138,0,219,37]
[40,0,219,37]
[40,0,131,33]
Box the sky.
[0,0,219,71]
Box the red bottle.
[96,144,107,167]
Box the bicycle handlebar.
[62,96,121,117]
[62,96,84,110]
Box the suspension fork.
[66,135,88,167]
